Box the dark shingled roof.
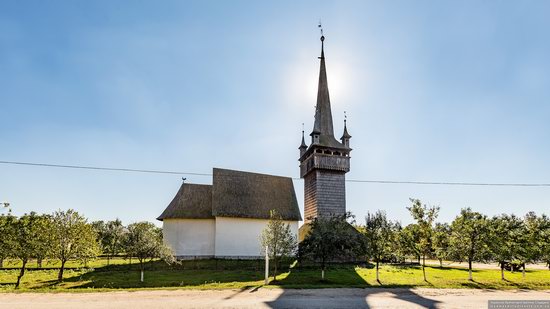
[157,183,213,220]
[212,168,302,221]
[157,168,302,221]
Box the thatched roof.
[157,183,213,220]
[157,168,301,221]
[212,168,302,221]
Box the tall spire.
[311,34,334,138]
[310,33,345,149]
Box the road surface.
[1,288,549,308]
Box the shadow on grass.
[60,260,269,289]
[265,265,441,309]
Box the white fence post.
[265,245,269,285]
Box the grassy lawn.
[1,259,549,292]
[0,257,141,269]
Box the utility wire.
[1,160,550,187]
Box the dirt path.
[1,288,549,309]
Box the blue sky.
[1,1,549,226]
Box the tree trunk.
[501,263,505,280]
[37,257,43,268]
[16,260,27,288]
[422,254,427,282]
[273,258,278,281]
[522,264,526,279]
[468,259,473,281]
[417,255,421,264]
[439,258,443,268]
[321,259,325,280]
[376,260,380,282]
[0,258,3,268]
[58,260,66,282]
[140,260,144,282]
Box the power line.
[1,160,550,187]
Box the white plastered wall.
[214,217,299,258]
[162,219,215,257]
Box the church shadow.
[265,265,441,309]
[60,260,269,289]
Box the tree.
[50,209,100,282]
[488,214,525,280]
[363,210,396,282]
[449,208,490,281]
[407,198,439,282]
[523,212,547,276]
[397,224,422,264]
[103,219,127,265]
[298,213,365,280]
[260,210,297,281]
[92,220,107,255]
[125,222,175,282]
[432,222,451,268]
[34,214,53,268]
[532,214,550,270]
[12,213,51,288]
[0,213,16,268]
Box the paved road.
[1,288,549,309]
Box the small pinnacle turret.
[341,116,351,148]
[299,130,308,156]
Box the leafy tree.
[34,214,53,268]
[125,222,175,282]
[103,219,127,265]
[432,222,451,268]
[260,210,297,281]
[92,220,107,253]
[299,213,365,280]
[0,213,17,268]
[50,209,100,282]
[449,208,490,281]
[407,198,439,282]
[523,212,547,276]
[397,224,422,264]
[12,213,51,288]
[532,214,550,270]
[488,214,525,280]
[363,210,396,282]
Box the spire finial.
[344,111,348,126]
[318,21,325,58]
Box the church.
[158,34,351,259]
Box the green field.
[1,258,549,292]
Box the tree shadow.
[265,265,441,309]
[60,260,268,289]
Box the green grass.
[0,257,141,269]
[1,259,549,292]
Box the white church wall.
[163,219,215,258]
[214,217,299,258]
